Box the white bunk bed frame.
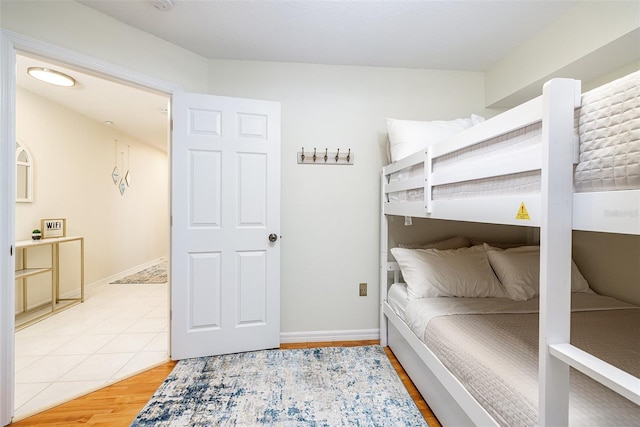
[379,78,640,426]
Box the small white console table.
[15,235,85,329]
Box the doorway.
[1,31,282,425]
[11,51,171,420]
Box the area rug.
[131,345,427,426]
[111,261,167,284]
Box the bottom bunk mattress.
[400,293,639,426]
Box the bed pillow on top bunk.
[397,235,471,250]
[386,114,484,162]
[485,245,591,301]
[390,245,506,299]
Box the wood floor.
[10,341,441,426]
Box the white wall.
[2,0,638,335]
[206,60,492,333]
[485,1,640,107]
[15,87,169,310]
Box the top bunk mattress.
[575,70,640,191]
[386,70,640,202]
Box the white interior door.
[171,93,281,360]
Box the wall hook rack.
[298,147,354,165]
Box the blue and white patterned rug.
[131,345,427,426]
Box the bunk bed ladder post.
[380,170,389,346]
[424,148,432,213]
[538,78,582,426]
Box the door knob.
[268,233,278,243]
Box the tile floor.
[13,279,169,420]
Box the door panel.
[238,153,267,226]
[190,151,222,226]
[189,252,222,329]
[238,250,267,325]
[171,93,280,360]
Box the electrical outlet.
[359,282,367,297]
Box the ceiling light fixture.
[27,67,76,87]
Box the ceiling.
[78,0,578,71]
[17,0,591,152]
[16,54,170,152]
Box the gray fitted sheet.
[404,294,639,426]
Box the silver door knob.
[268,233,278,242]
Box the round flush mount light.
[27,67,76,87]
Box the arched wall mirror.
[16,141,33,203]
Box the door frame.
[0,29,180,424]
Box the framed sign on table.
[41,218,66,239]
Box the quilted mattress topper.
[575,70,640,192]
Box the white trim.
[549,343,640,405]
[280,329,380,344]
[0,29,180,424]
[0,31,17,427]
[538,78,578,425]
[3,30,180,94]
[380,171,389,347]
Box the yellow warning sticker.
[516,202,531,220]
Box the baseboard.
[84,256,168,291]
[280,328,380,343]
[59,256,168,298]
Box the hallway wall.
[15,87,169,310]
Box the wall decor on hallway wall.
[16,141,34,203]
[111,140,132,195]
[124,144,131,187]
[111,139,120,185]
[119,151,126,195]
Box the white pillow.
[398,235,471,250]
[390,245,506,300]
[485,245,591,301]
[386,114,484,162]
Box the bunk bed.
[380,71,640,426]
